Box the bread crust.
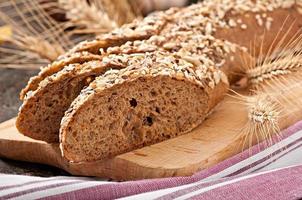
[20,52,103,100]
[66,9,176,54]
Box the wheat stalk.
[0,0,77,69]
[10,35,64,61]
[231,26,302,153]
[58,0,118,35]
[236,93,282,153]
[0,0,141,69]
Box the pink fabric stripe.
[157,177,232,200]
[0,181,82,200]
[44,121,302,200]
[191,165,302,200]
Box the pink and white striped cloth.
[1,120,302,200]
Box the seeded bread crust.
[67,9,176,54]
[20,41,158,101]
[19,0,301,101]
[60,51,229,162]
[20,52,103,100]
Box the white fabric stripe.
[0,175,45,187]
[0,179,79,197]
[0,177,112,198]
[13,181,110,200]
[258,144,302,172]
[121,130,302,199]
[239,139,302,176]
[0,175,100,188]
[175,165,299,200]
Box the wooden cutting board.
[0,94,301,181]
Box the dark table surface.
[0,68,69,177]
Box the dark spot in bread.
[129,98,137,108]
[143,116,153,126]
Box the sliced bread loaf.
[60,51,229,162]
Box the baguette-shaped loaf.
[60,51,229,162]
[17,0,302,145]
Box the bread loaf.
[58,0,302,162]
[60,51,228,162]
[16,0,302,161]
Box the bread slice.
[16,60,125,142]
[60,51,229,162]
[20,51,102,100]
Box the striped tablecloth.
[1,121,302,200]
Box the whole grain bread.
[17,34,242,143]
[58,0,302,162]
[60,51,229,162]
[17,0,302,156]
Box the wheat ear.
[58,0,118,35]
[245,17,302,91]
[231,79,302,155]
[229,91,281,154]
